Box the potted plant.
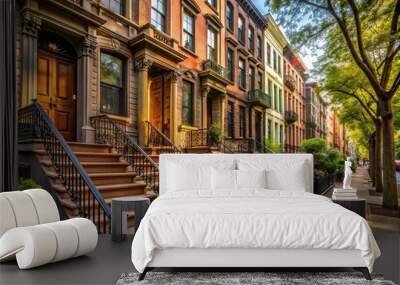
[207,124,223,147]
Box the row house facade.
[16,0,231,149]
[224,0,266,147]
[283,47,306,153]
[264,15,288,145]
[305,82,327,139]
[328,107,350,155]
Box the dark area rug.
[116,271,396,285]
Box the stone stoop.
[18,140,154,226]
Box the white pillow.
[266,162,306,191]
[167,163,212,192]
[236,169,267,189]
[212,168,237,190]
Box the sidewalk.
[336,166,400,232]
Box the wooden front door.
[37,50,76,141]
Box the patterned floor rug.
[116,271,395,285]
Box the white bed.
[131,154,380,280]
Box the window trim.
[182,8,195,52]
[206,25,218,62]
[99,51,127,116]
[248,26,254,51]
[238,57,246,90]
[181,79,195,126]
[226,47,235,82]
[151,0,167,32]
[238,15,245,44]
[227,101,235,138]
[226,2,234,32]
[100,0,125,16]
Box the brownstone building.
[305,82,327,139]
[224,0,267,149]
[16,0,233,149]
[283,47,306,153]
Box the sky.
[252,0,320,72]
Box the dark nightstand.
[332,198,367,218]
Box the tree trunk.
[380,97,398,209]
[369,133,376,186]
[375,122,383,193]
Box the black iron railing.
[314,173,336,195]
[248,89,272,109]
[145,121,181,153]
[223,138,255,153]
[284,74,296,91]
[18,103,111,233]
[90,115,159,193]
[203,60,226,78]
[185,128,210,148]
[285,111,299,124]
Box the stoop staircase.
[18,103,157,233]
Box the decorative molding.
[204,13,223,29]
[164,71,182,82]
[134,58,153,71]
[111,38,120,50]
[80,35,97,58]
[181,0,201,14]
[22,11,41,38]
[201,86,210,96]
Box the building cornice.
[237,0,267,29]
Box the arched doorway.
[37,31,77,141]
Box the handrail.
[18,103,111,233]
[145,121,181,153]
[90,115,160,194]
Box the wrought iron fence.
[203,60,226,78]
[18,103,111,233]
[145,121,181,153]
[284,111,299,124]
[90,115,159,193]
[223,138,255,153]
[284,144,301,153]
[184,128,210,148]
[314,173,336,195]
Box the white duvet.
[131,190,380,273]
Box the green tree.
[269,0,400,209]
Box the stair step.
[40,160,130,173]
[34,149,121,162]
[68,142,113,153]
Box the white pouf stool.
[0,189,98,269]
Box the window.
[207,27,217,62]
[275,122,279,144]
[100,52,125,115]
[227,48,234,81]
[151,0,166,32]
[226,3,234,32]
[207,0,216,8]
[267,43,271,66]
[182,80,194,126]
[227,102,234,137]
[248,66,255,91]
[258,72,263,89]
[257,36,262,59]
[239,106,246,137]
[280,125,283,144]
[248,27,254,50]
[273,49,277,71]
[268,79,272,97]
[277,55,282,75]
[279,88,283,112]
[268,119,272,139]
[238,58,245,89]
[183,10,194,51]
[238,16,244,44]
[273,84,278,111]
[101,0,124,15]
